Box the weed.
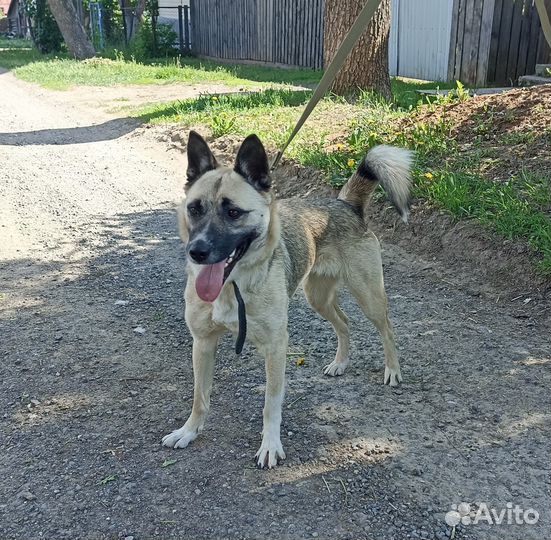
[210,113,237,137]
[97,475,117,485]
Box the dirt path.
[1,72,550,540]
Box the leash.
[232,0,383,354]
[232,282,247,354]
[535,0,551,49]
[270,0,383,171]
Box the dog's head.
[179,131,276,302]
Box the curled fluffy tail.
[338,145,413,223]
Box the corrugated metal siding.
[389,0,454,81]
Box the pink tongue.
[195,261,226,302]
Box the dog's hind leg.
[304,273,350,376]
[344,243,402,386]
[162,333,220,449]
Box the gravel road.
[1,72,550,540]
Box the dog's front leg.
[162,334,219,449]
[255,335,288,468]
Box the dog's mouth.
[223,237,252,281]
[195,237,253,302]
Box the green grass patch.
[1,38,545,274]
[137,88,312,123]
[3,48,320,90]
[0,37,47,70]
[137,81,549,274]
[416,169,550,272]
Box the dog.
[162,131,412,468]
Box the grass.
[12,56,321,90]
[0,37,46,70]
[417,169,550,270]
[0,39,321,90]
[1,39,547,273]
[135,83,550,274]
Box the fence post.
[178,5,185,55]
[151,12,158,56]
[189,0,196,54]
[184,5,190,52]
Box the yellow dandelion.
[424,172,434,179]
[336,143,345,151]
[212,96,218,101]
[347,158,356,168]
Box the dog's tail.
[338,145,413,223]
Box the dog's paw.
[323,359,348,377]
[255,435,286,469]
[161,425,199,449]
[384,365,402,387]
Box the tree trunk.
[130,0,147,39]
[47,0,95,59]
[324,0,392,99]
[119,0,146,42]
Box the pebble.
[19,491,36,501]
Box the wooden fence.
[448,0,551,86]
[189,0,550,83]
[190,0,325,69]
[487,0,551,84]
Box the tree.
[24,0,64,53]
[120,0,146,43]
[47,0,95,59]
[323,0,392,100]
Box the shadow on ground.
[0,118,142,146]
[0,205,550,540]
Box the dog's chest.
[211,295,239,332]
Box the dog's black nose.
[188,240,210,263]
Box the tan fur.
[162,139,411,469]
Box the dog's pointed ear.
[186,131,218,187]
[234,134,271,192]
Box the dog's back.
[278,145,413,294]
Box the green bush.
[129,17,176,60]
[23,0,63,53]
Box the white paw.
[161,425,200,449]
[255,434,286,469]
[384,365,403,386]
[323,359,349,376]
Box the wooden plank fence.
[189,0,551,83]
[190,0,325,69]
[488,0,551,84]
[449,0,551,86]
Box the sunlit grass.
[135,83,550,274]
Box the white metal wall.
[158,0,189,23]
[389,0,454,81]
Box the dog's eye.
[227,208,243,220]
[188,204,202,217]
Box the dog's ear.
[186,131,218,187]
[234,134,271,192]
